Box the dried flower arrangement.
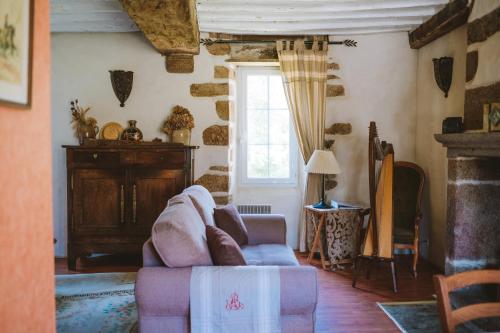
[70,99,99,144]
[162,105,195,135]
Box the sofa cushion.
[152,193,213,268]
[241,244,299,266]
[206,225,246,266]
[214,204,249,246]
[183,185,216,226]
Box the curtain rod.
[200,38,357,47]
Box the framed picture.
[488,103,500,132]
[0,0,33,108]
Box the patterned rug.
[377,301,480,333]
[56,272,138,333]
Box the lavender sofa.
[135,190,318,333]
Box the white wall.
[325,33,418,204]
[51,31,418,256]
[415,26,467,269]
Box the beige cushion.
[152,193,213,268]
[183,185,216,226]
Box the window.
[238,67,298,185]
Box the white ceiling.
[51,0,447,35]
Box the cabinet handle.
[120,185,125,224]
[133,184,137,224]
[92,153,98,159]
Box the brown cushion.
[206,225,247,266]
[213,204,249,246]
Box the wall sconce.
[109,70,134,107]
[433,57,453,98]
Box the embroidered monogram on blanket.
[190,266,281,333]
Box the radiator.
[237,204,271,214]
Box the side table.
[305,204,365,270]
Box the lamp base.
[312,199,332,209]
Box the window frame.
[237,66,298,187]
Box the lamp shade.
[305,150,341,175]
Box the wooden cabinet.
[64,143,196,270]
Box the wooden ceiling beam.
[408,0,471,49]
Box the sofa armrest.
[240,214,287,245]
[142,238,164,267]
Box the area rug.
[377,301,480,333]
[56,272,137,333]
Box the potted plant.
[162,105,195,145]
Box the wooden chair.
[434,270,500,333]
[352,122,398,293]
[393,161,425,277]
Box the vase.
[121,120,143,142]
[171,129,191,145]
[78,124,99,145]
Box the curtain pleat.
[276,39,328,252]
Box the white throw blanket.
[190,266,281,333]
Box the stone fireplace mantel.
[435,132,500,158]
[434,132,500,275]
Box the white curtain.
[276,39,328,251]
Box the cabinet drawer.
[125,151,186,167]
[73,151,120,165]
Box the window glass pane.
[269,145,290,178]
[247,75,268,109]
[269,75,288,109]
[247,145,269,178]
[269,108,289,145]
[247,108,268,145]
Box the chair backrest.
[433,270,500,333]
[361,122,394,259]
[393,161,425,233]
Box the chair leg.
[390,261,398,293]
[412,245,419,278]
[352,256,360,288]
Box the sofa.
[135,185,318,333]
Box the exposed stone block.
[206,43,231,56]
[327,62,340,70]
[165,53,194,73]
[195,174,229,193]
[120,0,199,54]
[229,44,278,62]
[325,175,338,191]
[209,165,229,172]
[327,74,341,80]
[467,6,500,45]
[213,195,232,205]
[325,123,352,135]
[326,85,345,97]
[191,83,229,97]
[203,125,229,145]
[215,100,232,121]
[214,66,234,79]
[324,139,335,149]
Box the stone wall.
[463,2,500,130]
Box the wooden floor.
[55,254,439,333]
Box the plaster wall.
[0,0,55,331]
[51,31,418,255]
[415,25,467,269]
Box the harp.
[352,122,397,292]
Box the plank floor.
[55,254,439,333]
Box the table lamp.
[305,149,342,209]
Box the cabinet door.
[130,169,185,232]
[72,169,125,234]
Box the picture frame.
[488,103,500,132]
[0,0,34,108]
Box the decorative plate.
[100,122,124,140]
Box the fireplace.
[435,132,500,275]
